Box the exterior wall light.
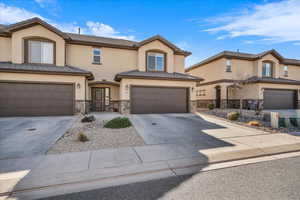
[77,83,81,89]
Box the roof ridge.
[66,32,137,43]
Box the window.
[226,59,232,72]
[27,40,54,64]
[147,52,165,71]
[262,62,273,77]
[196,89,206,96]
[283,66,288,77]
[93,48,101,64]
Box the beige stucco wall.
[0,72,85,100]
[174,55,185,73]
[11,25,65,66]
[0,37,11,62]
[67,44,138,82]
[120,78,196,100]
[137,40,175,73]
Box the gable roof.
[241,76,300,85]
[0,18,190,56]
[136,35,191,56]
[4,17,70,39]
[186,49,300,72]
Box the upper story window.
[283,66,288,77]
[226,59,232,72]
[93,48,101,64]
[26,39,54,64]
[262,62,273,77]
[147,51,165,72]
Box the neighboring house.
[0,18,201,116]
[186,50,300,110]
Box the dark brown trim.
[197,79,240,86]
[116,75,200,82]
[244,79,300,86]
[0,68,93,79]
[24,36,56,65]
[88,81,120,86]
[0,80,75,115]
[6,18,69,39]
[145,50,167,72]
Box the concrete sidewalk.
[1,114,300,199]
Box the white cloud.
[175,41,190,50]
[34,0,56,7]
[0,3,135,40]
[86,21,135,40]
[0,3,43,24]
[205,0,300,43]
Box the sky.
[1,0,300,67]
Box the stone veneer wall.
[120,100,130,114]
[197,99,215,108]
[75,100,87,114]
[189,100,197,113]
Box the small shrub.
[78,132,89,142]
[247,121,261,127]
[104,117,132,129]
[227,112,240,121]
[208,103,215,110]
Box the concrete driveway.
[130,113,232,149]
[0,116,75,159]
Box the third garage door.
[263,89,296,109]
[130,86,188,114]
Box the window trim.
[92,47,102,65]
[226,59,232,72]
[24,37,56,65]
[262,61,274,77]
[283,65,288,77]
[145,50,167,72]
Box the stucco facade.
[0,18,197,115]
[187,50,300,110]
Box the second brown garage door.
[131,86,188,114]
[0,82,74,116]
[263,89,297,109]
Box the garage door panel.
[263,89,296,109]
[0,82,74,116]
[131,86,188,114]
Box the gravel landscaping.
[199,109,300,134]
[47,114,145,154]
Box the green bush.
[227,112,240,121]
[208,103,215,110]
[104,117,132,129]
[78,132,89,142]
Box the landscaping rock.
[81,115,95,123]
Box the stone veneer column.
[220,99,227,109]
[120,100,131,114]
[75,100,86,114]
[189,100,197,113]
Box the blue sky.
[1,0,300,67]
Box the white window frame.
[262,62,273,77]
[93,48,101,64]
[226,59,232,72]
[283,66,288,77]
[147,52,165,72]
[27,40,54,64]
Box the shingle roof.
[0,62,94,79]
[242,76,300,85]
[186,49,300,72]
[115,70,203,82]
[0,18,190,56]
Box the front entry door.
[91,88,110,111]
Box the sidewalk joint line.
[132,147,143,164]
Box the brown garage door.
[0,82,74,116]
[263,89,296,109]
[131,86,188,114]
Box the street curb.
[2,148,300,199]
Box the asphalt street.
[40,156,300,200]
